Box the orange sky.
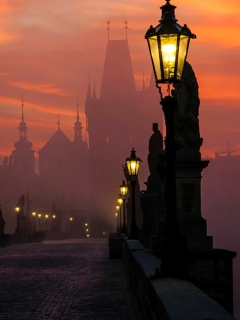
[0,0,240,160]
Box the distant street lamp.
[52,215,56,232]
[38,214,42,232]
[119,180,128,234]
[145,0,195,275]
[69,217,73,235]
[15,206,20,233]
[117,196,123,231]
[125,148,142,240]
[45,214,49,232]
[115,212,118,232]
[116,205,120,232]
[32,212,36,233]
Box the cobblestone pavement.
[0,238,138,320]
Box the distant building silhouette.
[85,36,162,223]
[0,33,162,235]
[0,103,89,233]
[38,107,89,212]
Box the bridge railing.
[121,238,237,320]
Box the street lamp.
[32,212,36,233]
[119,180,128,234]
[15,206,20,233]
[115,212,118,232]
[52,215,56,232]
[145,0,195,275]
[69,217,73,235]
[125,148,142,239]
[117,196,123,231]
[38,214,42,232]
[45,214,49,232]
[145,0,196,85]
[116,205,120,232]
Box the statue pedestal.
[140,192,162,246]
[176,160,212,249]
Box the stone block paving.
[0,238,137,320]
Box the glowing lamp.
[15,206,20,213]
[70,217,73,221]
[119,180,128,198]
[145,0,196,84]
[32,212,36,217]
[125,148,142,178]
[117,197,123,206]
[53,215,56,219]
[38,214,41,218]
[45,214,49,219]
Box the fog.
[1,37,239,318]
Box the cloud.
[8,81,67,96]
[0,0,239,161]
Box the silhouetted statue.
[0,205,5,235]
[148,123,163,176]
[172,61,202,160]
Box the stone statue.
[172,61,202,160]
[148,123,163,176]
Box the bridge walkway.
[0,238,138,320]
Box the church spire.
[93,78,96,99]
[76,98,80,122]
[124,21,128,40]
[74,101,83,140]
[18,99,27,139]
[86,71,92,101]
[57,114,60,130]
[107,21,110,41]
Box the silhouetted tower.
[11,101,35,178]
[85,28,162,225]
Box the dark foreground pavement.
[0,238,138,320]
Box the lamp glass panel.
[177,35,190,80]
[148,36,161,80]
[160,35,177,80]
[120,186,128,196]
[117,198,123,205]
[127,160,140,176]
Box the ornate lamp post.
[117,196,123,231]
[145,0,196,275]
[119,180,128,234]
[15,206,20,233]
[125,148,142,240]
[32,211,36,233]
[38,213,42,232]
